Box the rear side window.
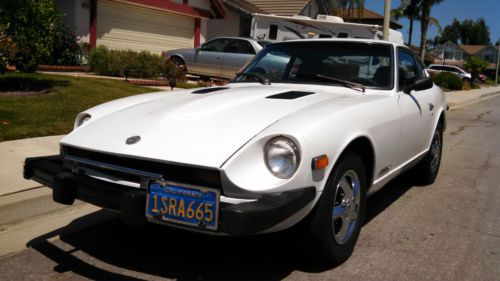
[201,39,228,52]
[224,40,255,54]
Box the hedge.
[88,46,179,79]
[432,72,464,90]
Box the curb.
[447,90,500,110]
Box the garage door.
[97,0,194,54]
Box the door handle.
[429,103,434,111]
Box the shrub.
[0,0,75,72]
[48,24,79,66]
[0,31,17,74]
[462,81,471,90]
[88,46,179,79]
[464,56,489,84]
[433,72,464,90]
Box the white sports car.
[25,39,446,265]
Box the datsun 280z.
[24,39,446,265]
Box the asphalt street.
[0,95,499,281]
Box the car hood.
[61,84,358,168]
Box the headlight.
[75,113,91,128]
[264,136,300,179]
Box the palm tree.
[420,0,445,60]
[328,0,365,21]
[391,0,421,45]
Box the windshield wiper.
[312,73,366,92]
[235,72,271,85]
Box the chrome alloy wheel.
[430,130,441,173]
[332,169,361,245]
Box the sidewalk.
[1,85,499,197]
[0,135,64,196]
[445,85,500,110]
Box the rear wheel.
[305,152,367,265]
[415,123,443,185]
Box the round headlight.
[75,113,91,128]
[264,136,300,179]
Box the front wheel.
[170,57,186,71]
[305,152,367,265]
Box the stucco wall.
[206,8,240,40]
[56,0,90,43]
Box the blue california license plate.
[146,181,219,230]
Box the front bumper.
[24,155,315,235]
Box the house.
[406,44,440,66]
[433,41,499,68]
[55,0,227,54]
[331,8,402,30]
[206,0,330,39]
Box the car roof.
[269,38,403,47]
[211,36,259,42]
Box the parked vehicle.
[25,38,446,265]
[251,13,404,44]
[426,64,472,82]
[163,37,271,79]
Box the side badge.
[126,135,141,145]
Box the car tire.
[414,123,443,185]
[170,57,186,71]
[305,151,367,266]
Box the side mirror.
[404,77,433,94]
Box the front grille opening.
[62,146,222,189]
[79,164,142,183]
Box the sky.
[364,0,500,46]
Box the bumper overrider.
[23,155,315,235]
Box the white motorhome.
[251,13,404,44]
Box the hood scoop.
[191,87,230,94]
[266,91,315,100]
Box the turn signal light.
[312,155,329,170]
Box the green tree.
[464,56,489,85]
[440,18,461,44]
[391,0,421,45]
[0,0,75,71]
[472,18,491,45]
[440,18,491,45]
[420,0,445,60]
[328,0,365,21]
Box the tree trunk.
[408,18,414,45]
[420,0,431,61]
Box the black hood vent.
[191,87,229,94]
[266,91,315,100]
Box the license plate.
[146,181,219,230]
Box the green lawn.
[0,73,166,141]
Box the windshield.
[234,41,394,89]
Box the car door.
[192,38,228,77]
[397,48,436,165]
[221,39,256,78]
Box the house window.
[444,51,454,60]
[484,54,495,63]
[269,24,278,40]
